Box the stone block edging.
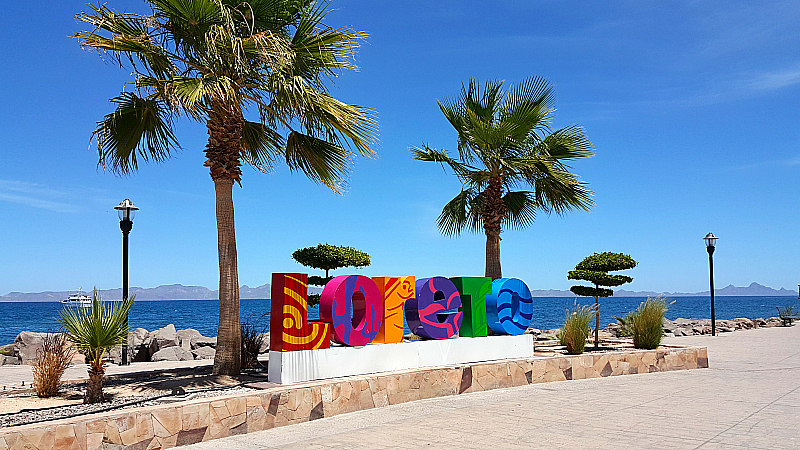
[0,345,707,450]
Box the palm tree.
[76,0,377,375]
[58,290,134,403]
[413,77,593,279]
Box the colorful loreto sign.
[270,273,533,352]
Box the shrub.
[241,315,267,370]
[628,297,670,349]
[558,303,596,354]
[31,332,77,398]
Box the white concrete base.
[268,334,534,384]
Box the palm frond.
[57,289,134,369]
[94,92,179,174]
[503,191,537,229]
[241,120,285,171]
[285,131,353,193]
[438,188,482,236]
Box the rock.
[0,343,16,356]
[1,355,20,365]
[151,346,193,362]
[672,328,687,337]
[525,328,542,336]
[177,329,202,351]
[191,336,217,349]
[732,318,754,329]
[257,333,270,354]
[538,328,561,341]
[192,346,216,360]
[662,331,675,338]
[14,331,47,365]
[148,324,178,355]
[128,328,150,362]
[718,326,734,333]
[674,318,696,326]
[661,318,677,333]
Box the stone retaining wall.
[0,345,707,450]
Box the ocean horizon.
[1,295,797,345]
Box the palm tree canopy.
[78,0,377,192]
[412,77,593,236]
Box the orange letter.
[371,276,415,343]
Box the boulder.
[177,329,202,351]
[128,328,150,362]
[1,355,20,365]
[0,343,16,356]
[148,324,178,356]
[257,333,270,354]
[192,346,216,360]
[672,328,687,337]
[151,346,193,362]
[191,336,217,349]
[14,331,47,364]
[661,318,677,333]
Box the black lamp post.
[115,199,138,365]
[704,233,718,336]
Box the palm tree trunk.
[85,365,104,404]
[205,105,244,376]
[484,176,506,280]
[213,177,241,375]
[485,233,502,279]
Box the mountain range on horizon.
[0,281,796,302]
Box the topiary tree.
[568,252,637,348]
[292,244,371,305]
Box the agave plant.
[57,289,134,403]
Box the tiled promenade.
[183,325,800,450]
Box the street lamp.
[115,199,138,365]
[704,233,718,337]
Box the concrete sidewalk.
[182,325,800,449]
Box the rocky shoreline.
[0,324,270,366]
[526,316,788,341]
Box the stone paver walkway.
[182,325,800,449]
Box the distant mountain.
[1,281,794,302]
[0,283,321,302]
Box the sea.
[0,296,796,345]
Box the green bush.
[627,297,670,349]
[558,303,596,354]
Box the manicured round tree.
[292,244,371,305]
[568,252,637,348]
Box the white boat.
[60,288,92,307]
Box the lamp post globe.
[704,233,717,336]
[115,199,138,365]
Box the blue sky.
[1,1,798,295]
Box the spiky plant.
[58,289,134,403]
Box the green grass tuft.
[627,296,670,349]
[558,302,596,354]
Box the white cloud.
[749,65,800,91]
[0,180,78,213]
